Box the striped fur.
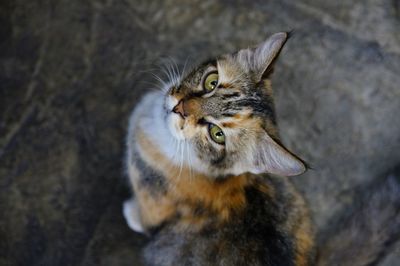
[124,32,315,265]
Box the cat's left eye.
[208,123,225,144]
[204,73,219,92]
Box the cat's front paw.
[123,198,145,233]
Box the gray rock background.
[1,0,399,265]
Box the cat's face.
[163,33,306,178]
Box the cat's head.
[164,32,306,178]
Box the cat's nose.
[172,100,186,118]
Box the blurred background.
[1,0,400,265]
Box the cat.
[123,32,315,266]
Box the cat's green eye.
[209,124,225,144]
[204,73,219,92]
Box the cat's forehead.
[183,55,244,85]
[183,59,217,85]
[216,55,245,83]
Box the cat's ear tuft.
[248,132,306,176]
[236,32,289,82]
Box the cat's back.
[144,176,314,266]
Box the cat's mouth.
[165,97,185,140]
[167,113,186,140]
[172,100,186,119]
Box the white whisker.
[140,80,167,93]
[159,57,182,87]
[186,140,194,182]
[177,139,184,181]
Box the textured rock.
[1,0,399,265]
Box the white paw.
[123,198,145,233]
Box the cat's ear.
[248,132,306,176]
[236,32,289,82]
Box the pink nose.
[173,100,186,118]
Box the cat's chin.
[163,95,184,139]
[166,112,186,140]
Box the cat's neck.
[132,91,177,161]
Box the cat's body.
[124,33,315,265]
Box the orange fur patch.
[294,225,314,266]
[222,122,236,128]
[136,188,176,228]
[184,98,202,117]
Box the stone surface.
[1,0,400,265]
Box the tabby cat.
[123,32,315,266]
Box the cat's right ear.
[236,32,289,82]
[247,132,306,176]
